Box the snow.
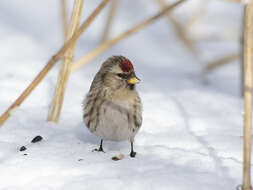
[0,0,247,189]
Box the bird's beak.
[127,76,140,84]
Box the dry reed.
[242,2,253,190]
[61,0,68,39]
[0,0,111,126]
[47,0,84,122]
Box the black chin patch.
[128,84,135,90]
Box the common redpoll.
[82,56,142,158]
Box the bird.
[82,56,142,158]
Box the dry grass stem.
[0,0,111,126]
[155,0,197,56]
[47,0,84,123]
[242,3,253,190]
[71,0,186,72]
[101,0,118,42]
[202,53,239,74]
[61,0,68,39]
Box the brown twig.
[242,2,253,190]
[101,0,118,42]
[0,0,111,126]
[48,0,84,123]
[71,0,186,72]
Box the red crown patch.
[120,59,134,72]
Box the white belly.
[92,102,137,141]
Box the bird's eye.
[117,73,129,79]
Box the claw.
[92,147,105,153]
[92,139,105,152]
[130,151,136,158]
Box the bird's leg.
[92,139,105,152]
[130,141,136,157]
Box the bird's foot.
[92,147,105,153]
[130,151,136,158]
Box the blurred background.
[0,0,243,107]
[0,1,247,189]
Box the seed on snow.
[112,154,124,161]
[31,135,43,143]
[19,146,27,151]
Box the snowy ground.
[0,0,247,189]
